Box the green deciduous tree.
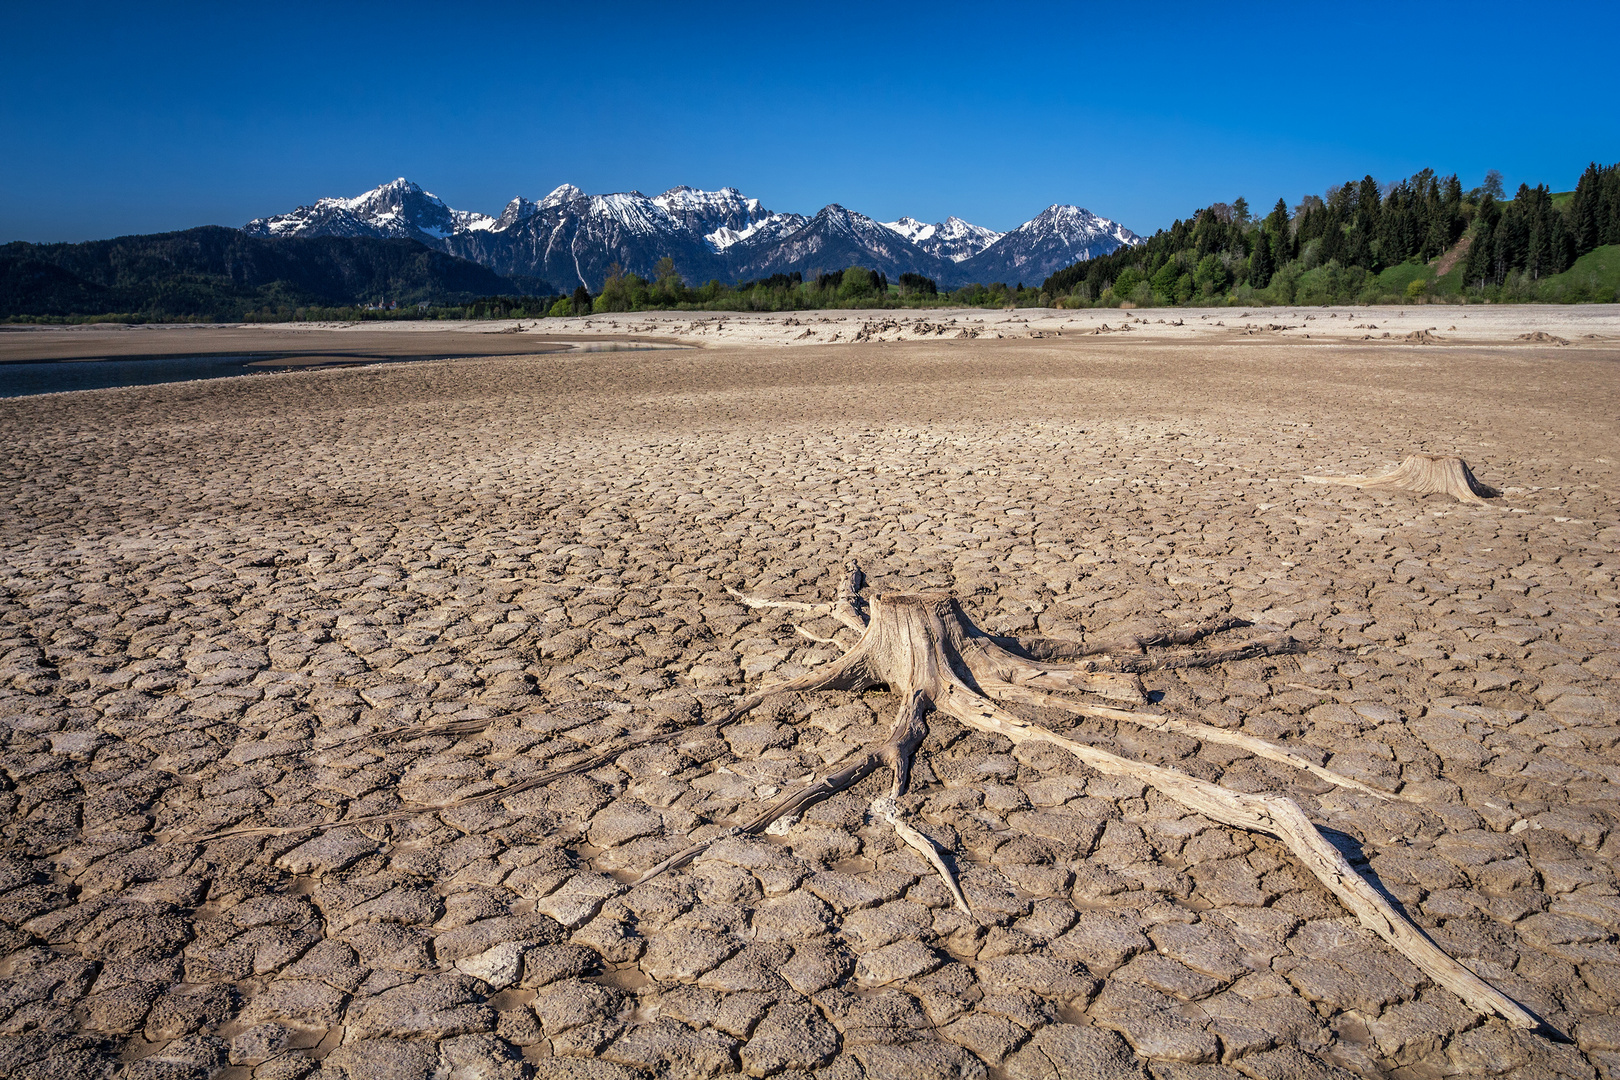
[1150,259,1181,300]
[1112,267,1145,298]
[1193,255,1228,296]
[838,266,878,299]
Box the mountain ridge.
[1,226,524,319]
[245,179,1141,289]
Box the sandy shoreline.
[511,302,1620,349]
[1,317,1617,1079]
[4,303,1618,366]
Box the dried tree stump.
[1305,454,1500,504]
[656,570,1537,1031]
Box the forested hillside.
[1043,162,1620,306]
[1,227,530,320]
[8,163,1616,321]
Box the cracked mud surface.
[1,324,1618,1080]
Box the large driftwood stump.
[1305,454,1499,504]
[650,565,1537,1031]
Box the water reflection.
[0,355,320,398]
[0,341,681,399]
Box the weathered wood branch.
[635,688,927,884]
[870,795,972,919]
[633,749,882,884]
[795,625,846,646]
[935,680,1531,1027]
[832,560,870,632]
[979,680,1401,802]
[726,561,869,636]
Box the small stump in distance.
[1306,454,1499,504]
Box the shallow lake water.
[0,342,680,398]
[0,354,337,398]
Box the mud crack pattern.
[1,335,1617,1080]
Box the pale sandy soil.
[516,303,1620,349]
[0,316,1618,1080]
[6,304,1616,366]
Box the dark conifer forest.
[0,227,534,322]
[1041,162,1620,307]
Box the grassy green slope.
[1375,260,1435,295]
[1536,245,1620,302]
[1373,241,1618,303]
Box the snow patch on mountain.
[452,210,497,233]
[244,178,473,243]
[705,212,806,252]
[583,192,681,236]
[958,204,1142,284]
[882,216,933,243]
[882,215,1005,262]
[990,205,1141,267]
[540,184,584,209]
[653,185,763,220]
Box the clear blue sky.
[4,1,1616,243]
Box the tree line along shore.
[4,162,1616,324]
[1047,162,1620,309]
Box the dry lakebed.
[1,306,1618,1080]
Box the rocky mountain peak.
[243,180,1140,290]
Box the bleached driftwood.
[656,568,1535,1030]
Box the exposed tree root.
[869,795,973,918]
[1305,454,1500,504]
[674,569,1536,1030]
[978,681,1404,802]
[727,559,867,635]
[635,688,926,884]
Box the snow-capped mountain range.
[243,178,1141,291]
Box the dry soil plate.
[0,321,1617,1080]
